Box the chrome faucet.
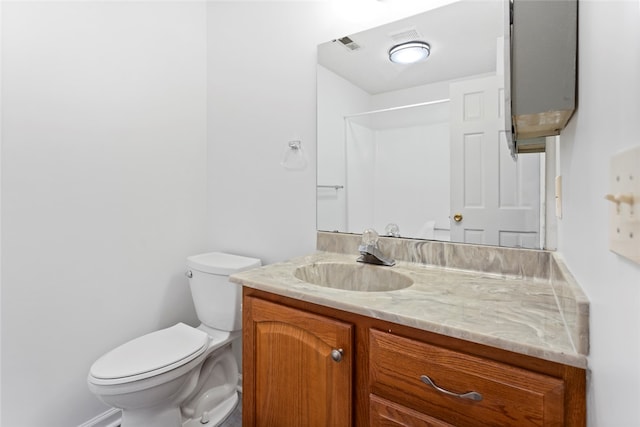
[357,228,396,266]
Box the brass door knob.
[453,213,463,223]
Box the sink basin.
[293,262,413,292]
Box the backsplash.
[317,232,551,279]
[317,231,589,355]
[550,252,590,355]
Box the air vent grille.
[336,36,361,51]
[389,28,423,44]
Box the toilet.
[87,252,261,427]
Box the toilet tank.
[186,252,261,332]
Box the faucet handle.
[361,228,380,246]
[385,223,400,238]
[358,228,395,267]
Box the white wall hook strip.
[605,193,635,214]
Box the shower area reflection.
[317,100,452,240]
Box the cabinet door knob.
[330,348,344,362]
[420,374,482,401]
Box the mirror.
[317,0,552,250]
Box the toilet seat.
[89,323,209,386]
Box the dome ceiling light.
[388,41,431,64]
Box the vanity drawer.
[370,394,454,427]
[369,329,565,427]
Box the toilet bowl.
[88,252,261,427]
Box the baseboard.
[78,408,121,427]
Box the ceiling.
[318,0,505,94]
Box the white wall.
[206,2,325,264]
[317,65,371,233]
[346,121,376,232]
[1,2,208,425]
[558,1,640,425]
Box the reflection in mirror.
[317,1,555,250]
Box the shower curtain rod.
[343,98,450,119]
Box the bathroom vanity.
[232,233,588,426]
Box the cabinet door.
[243,296,353,427]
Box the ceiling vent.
[388,28,423,44]
[336,36,361,51]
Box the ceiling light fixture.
[388,41,430,64]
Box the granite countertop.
[231,240,588,369]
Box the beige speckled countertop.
[231,233,589,369]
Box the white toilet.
[87,252,261,427]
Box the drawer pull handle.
[420,375,483,401]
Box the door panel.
[450,75,541,248]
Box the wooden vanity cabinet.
[243,288,586,427]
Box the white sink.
[293,262,413,292]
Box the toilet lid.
[89,323,209,384]
[187,252,261,275]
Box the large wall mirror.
[317,0,556,250]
